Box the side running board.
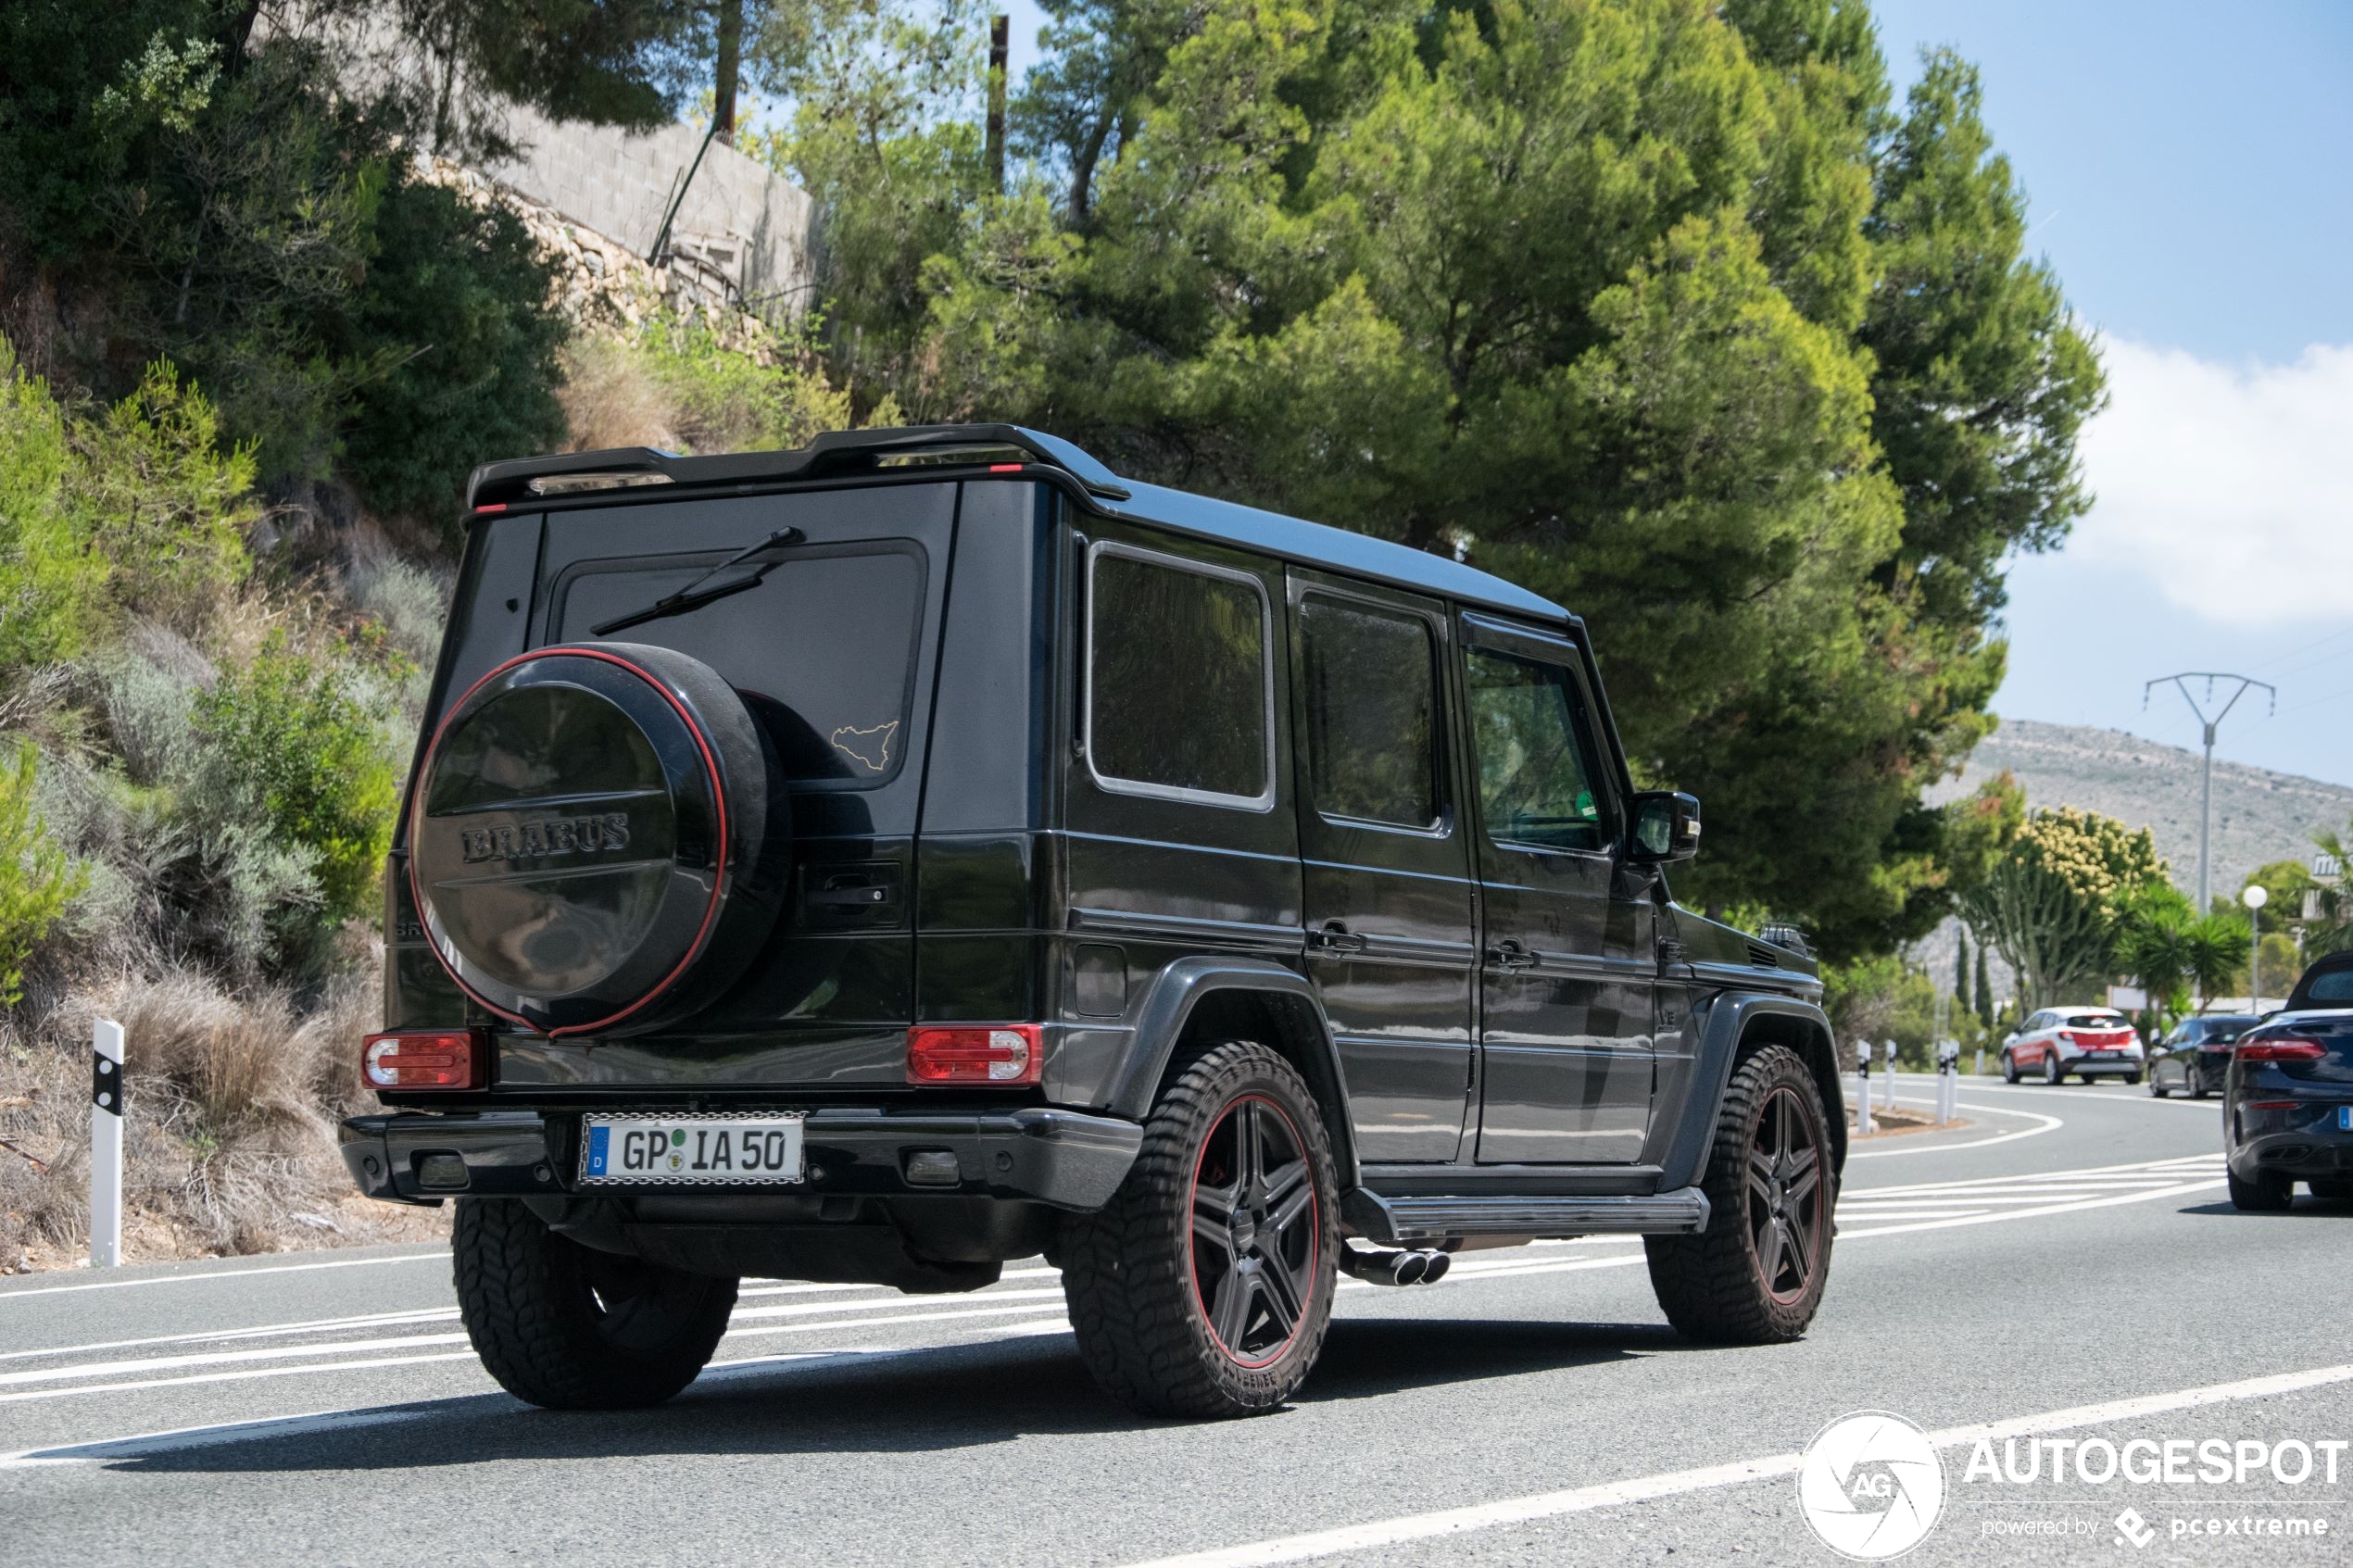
[1342,1186,1711,1245]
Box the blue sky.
[998,1,2353,786]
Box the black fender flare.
[1658,990,1844,1192]
[1103,955,1359,1186]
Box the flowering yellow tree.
[1961,808,2168,1010]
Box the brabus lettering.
[459,813,635,864]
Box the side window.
[1087,545,1272,807]
[1464,647,1612,853]
[1299,596,1439,830]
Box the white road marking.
[1845,1099,2063,1159]
[0,1308,463,1365]
[0,1252,446,1302]
[1114,1361,2353,1568]
[3,1155,2227,1407]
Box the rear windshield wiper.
[591,527,805,636]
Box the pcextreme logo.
[1799,1411,1948,1560]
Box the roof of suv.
[465,424,1571,626]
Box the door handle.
[1312,920,1370,954]
[1485,939,1538,971]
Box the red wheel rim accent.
[408,646,731,1038]
[1747,1084,1826,1305]
[1188,1094,1319,1369]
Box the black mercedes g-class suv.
[344,423,1842,1419]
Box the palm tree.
[2308,827,2351,958]
[2183,912,2251,1012]
[2117,904,2194,1017]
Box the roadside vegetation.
[5,0,2331,1265]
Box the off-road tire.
[2003,1051,2020,1085]
[2226,1169,2294,1213]
[1059,1040,1339,1419]
[453,1198,737,1410]
[1645,1045,1833,1345]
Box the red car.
[2002,1006,2146,1085]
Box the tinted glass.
[1089,550,1269,800]
[2309,971,2353,1003]
[2065,1014,2125,1029]
[1466,649,1608,852]
[1300,596,1438,828]
[554,545,925,784]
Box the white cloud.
[2069,338,2353,626]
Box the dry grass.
[559,335,677,453]
[0,965,447,1273]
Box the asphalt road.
[5,1073,2349,1566]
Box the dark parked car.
[342,424,1844,1418]
[2224,1009,2353,1210]
[2149,1014,2258,1098]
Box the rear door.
[505,483,956,1085]
[1287,570,1476,1162]
[1459,619,1655,1162]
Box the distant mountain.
[1931,719,2353,895]
[1911,720,2352,1011]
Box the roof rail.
[464,424,1130,511]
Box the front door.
[1289,571,1477,1161]
[1460,620,1655,1162]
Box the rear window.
[1086,545,1273,807]
[2308,971,2353,1004]
[551,543,925,786]
[2065,1014,2125,1029]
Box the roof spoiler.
[463,424,1131,512]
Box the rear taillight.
[906,1024,1043,1085]
[2237,1037,2326,1063]
[363,1030,484,1089]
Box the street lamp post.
[2243,883,2269,1009]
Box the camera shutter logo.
[1798,1411,1947,1560]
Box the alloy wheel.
[1190,1095,1320,1367]
[1746,1085,1826,1305]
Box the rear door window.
[1298,595,1439,829]
[1086,544,1273,807]
[552,543,926,786]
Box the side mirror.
[2002,1034,2019,1048]
[1629,791,1701,864]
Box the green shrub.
[69,359,256,631]
[339,174,571,531]
[634,317,852,455]
[0,344,107,668]
[0,740,87,1004]
[191,633,398,933]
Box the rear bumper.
[2058,1054,2142,1077]
[2230,1104,2353,1180]
[341,1105,1144,1211]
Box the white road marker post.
[1854,1041,1873,1136]
[1973,1047,1984,1076]
[1936,1040,1959,1124]
[1881,1039,1897,1111]
[91,1018,126,1269]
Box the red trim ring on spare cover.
[407,646,732,1041]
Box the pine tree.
[1954,928,1969,1017]
[1974,945,1994,1026]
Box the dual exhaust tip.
[1340,1245,1453,1287]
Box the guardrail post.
[1855,1041,1874,1136]
[91,1018,125,1268]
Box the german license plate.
[2089,1050,2115,1060]
[579,1114,805,1185]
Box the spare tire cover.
[409,642,785,1037]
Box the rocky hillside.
[1932,719,2352,895]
